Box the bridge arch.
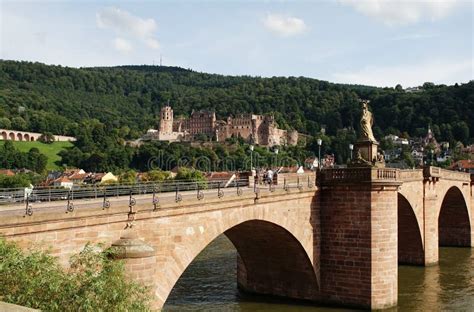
[24,133,30,141]
[17,133,23,141]
[1,131,6,140]
[160,219,319,307]
[398,193,424,265]
[438,186,471,247]
[8,132,15,141]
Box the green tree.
[0,174,32,188]
[400,151,415,168]
[143,169,171,182]
[195,133,208,141]
[175,167,206,182]
[452,121,469,144]
[0,117,12,129]
[0,239,151,311]
[38,132,55,144]
[26,148,48,173]
[0,141,48,173]
[11,116,27,130]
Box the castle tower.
[159,106,173,135]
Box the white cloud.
[113,37,132,53]
[390,32,438,41]
[145,38,160,50]
[338,0,462,26]
[97,7,160,50]
[263,14,307,37]
[331,59,473,87]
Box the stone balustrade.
[319,167,400,185]
[423,166,470,182]
[321,166,470,185]
[399,169,424,181]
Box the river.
[163,235,474,311]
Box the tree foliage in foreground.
[0,239,151,312]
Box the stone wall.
[0,166,471,310]
[0,188,320,309]
[0,129,75,142]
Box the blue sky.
[1,0,473,87]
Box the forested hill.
[0,60,472,144]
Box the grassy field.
[2,141,73,170]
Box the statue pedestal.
[355,140,378,163]
[350,140,385,168]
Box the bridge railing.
[423,166,471,181]
[0,174,316,210]
[0,179,246,206]
[399,169,423,181]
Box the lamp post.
[274,148,279,169]
[273,148,279,170]
[250,145,254,171]
[420,147,424,166]
[317,139,322,169]
[349,144,354,160]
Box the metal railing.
[0,175,315,212]
[0,179,248,206]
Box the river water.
[163,235,474,312]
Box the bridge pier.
[320,168,401,309]
[110,231,159,310]
[423,195,440,265]
[0,169,471,310]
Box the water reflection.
[163,235,474,311]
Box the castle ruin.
[147,105,299,147]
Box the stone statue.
[377,152,385,162]
[360,100,376,142]
[351,148,371,166]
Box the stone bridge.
[0,128,75,142]
[0,167,472,310]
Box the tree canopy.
[1,60,472,170]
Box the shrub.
[38,132,55,144]
[0,239,151,311]
[174,167,206,182]
[0,173,32,188]
[142,170,171,182]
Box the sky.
[1,0,473,87]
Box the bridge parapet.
[319,167,400,186]
[423,166,471,182]
[399,169,423,182]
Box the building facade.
[150,105,299,147]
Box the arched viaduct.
[0,167,472,310]
[0,129,75,142]
[397,167,472,266]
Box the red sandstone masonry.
[0,168,471,310]
[321,186,373,308]
[0,189,319,309]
